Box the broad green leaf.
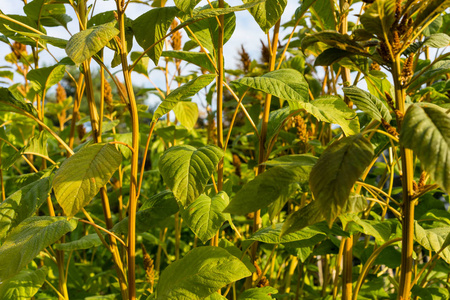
[360,0,396,38]
[224,166,310,215]
[238,286,278,300]
[175,0,264,31]
[294,0,317,20]
[400,104,450,192]
[414,222,450,264]
[248,223,327,245]
[0,87,38,117]
[414,0,450,31]
[423,33,450,48]
[175,0,201,13]
[242,0,287,33]
[181,191,230,243]
[2,26,67,48]
[184,1,236,54]
[315,48,353,66]
[156,246,252,300]
[162,50,216,72]
[301,31,366,53]
[153,74,215,121]
[113,190,179,234]
[65,21,119,64]
[54,233,102,251]
[0,14,43,45]
[173,101,198,130]
[309,134,373,226]
[289,96,360,136]
[27,64,65,96]
[130,51,149,76]
[0,216,77,282]
[236,69,309,102]
[0,267,47,300]
[158,145,223,206]
[262,107,291,149]
[0,177,51,240]
[52,143,122,217]
[263,154,318,168]
[133,7,179,65]
[407,60,450,93]
[281,201,325,236]
[340,214,391,243]
[205,293,228,300]
[310,0,335,30]
[2,131,49,170]
[343,86,392,122]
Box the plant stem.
[216,0,224,193]
[394,54,416,300]
[116,3,141,298]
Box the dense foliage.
[0,0,449,299]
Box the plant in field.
[0,0,449,299]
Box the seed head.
[11,42,27,59]
[260,40,270,65]
[56,83,66,104]
[238,45,251,73]
[170,19,182,51]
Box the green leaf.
[0,14,43,45]
[133,7,179,65]
[340,214,391,243]
[174,0,201,13]
[360,0,396,38]
[414,222,450,264]
[400,104,450,193]
[423,33,450,48]
[414,0,450,31]
[238,286,278,300]
[310,134,373,226]
[289,96,360,136]
[162,50,216,72]
[175,0,263,31]
[301,31,366,54]
[113,190,179,234]
[153,74,215,122]
[281,201,325,236]
[2,131,49,170]
[315,48,353,66]
[2,26,67,48]
[27,64,65,96]
[54,233,102,251]
[52,143,122,217]
[181,191,230,243]
[248,223,327,244]
[262,107,291,149]
[65,21,119,64]
[173,101,198,130]
[224,166,310,215]
[407,60,450,93]
[236,69,309,102]
[184,1,236,54]
[0,177,51,240]
[0,87,38,117]
[0,267,48,300]
[158,145,223,206]
[263,154,318,168]
[156,246,252,300]
[0,216,77,282]
[343,86,392,122]
[242,0,287,33]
